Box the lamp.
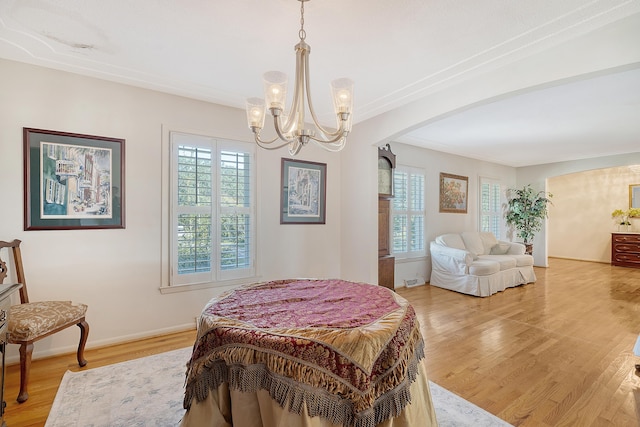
[246,0,354,156]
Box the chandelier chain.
[299,1,306,41]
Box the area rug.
[45,347,512,427]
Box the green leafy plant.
[505,185,553,253]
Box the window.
[480,178,503,239]
[170,132,255,287]
[392,167,425,258]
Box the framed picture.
[24,128,125,230]
[630,183,640,212]
[439,172,468,214]
[281,158,326,224]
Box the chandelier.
[245,0,354,156]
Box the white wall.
[0,59,343,362]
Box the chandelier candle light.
[246,0,354,156]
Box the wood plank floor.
[4,258,640,426]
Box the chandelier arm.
[302,51,344,138]
[253,132,292,150]
[289,140,304,156]
[311,138,347,152]
[307,122,348,144]
[281,45,306,134]
[272,114,298,144]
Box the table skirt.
[180,361,437,427]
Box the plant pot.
[524,244,533,255]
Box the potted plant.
[505,184,553,255]
[612,208,640,231]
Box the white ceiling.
[1,0,639,167]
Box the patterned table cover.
[182,279,431,427]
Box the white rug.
[45,347,512,427]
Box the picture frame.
[439,172,468,214]
[281,158,326,224]
[23,128,125,230]
[630,183,640,213]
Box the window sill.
[393,255,429,264]
[159,275,262,294]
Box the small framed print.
[281,158,326,224]
[439,172,468,214]
[24,128,125,230]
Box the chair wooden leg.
[17,342,33,403]
[76,320,89,367]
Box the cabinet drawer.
[613,252,640,265]
[613,234,640,244]
[0,296,10,344]
[613,242,640,254]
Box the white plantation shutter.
[392,167,426,258]
[480,178,503,239]
[171,132,255,286]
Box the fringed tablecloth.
[181,279,437,427]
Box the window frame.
[162,130,257,293]
[479,177,504,239]
[391,166,426,260]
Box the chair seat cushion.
[468,260,500,276]
[7,301,87,342]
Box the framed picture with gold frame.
[630,183,640,214]
[439,172,468,214]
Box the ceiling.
[1,0,639,167]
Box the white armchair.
[429,231,535,297]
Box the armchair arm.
[503,241,526,255]
[429,242,473,275]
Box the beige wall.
[549,166,640,263]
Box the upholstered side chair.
[0,239,89,403]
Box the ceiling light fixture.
[245,0,354,156]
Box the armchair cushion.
[8,301,88,342]
[461,232,486,256]
[490,242,511,255]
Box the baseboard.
[548,256,609,264]
[4,322,197,366]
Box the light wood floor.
[4,258,640,426]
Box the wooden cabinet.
[611,233,640,268]
[0,283,22,426]
[378,199,391,257]
[378,145,396,290]
[378,255,395,290]
[378,198,394,290]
